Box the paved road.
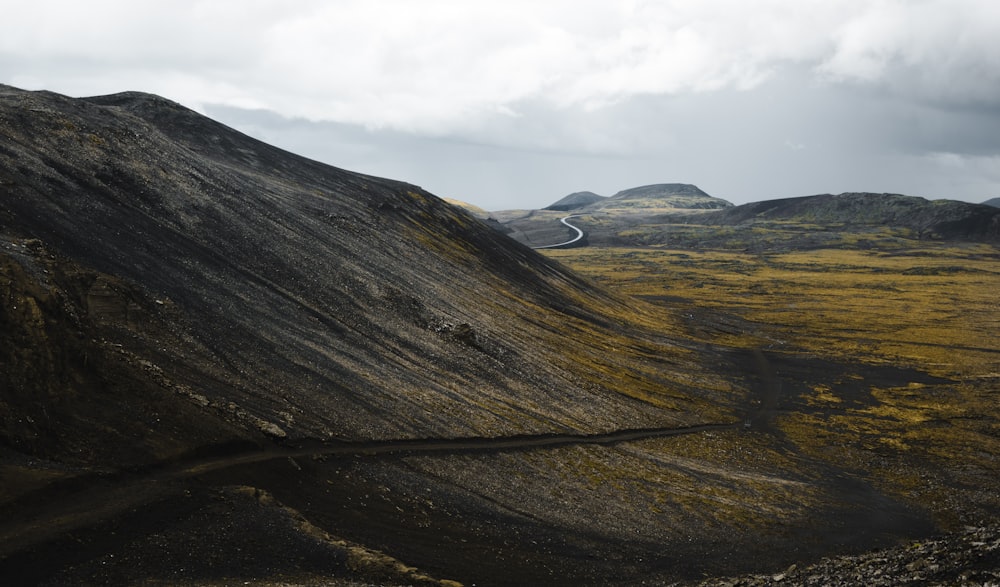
[532,215,585,249]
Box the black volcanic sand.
[0,352,944,587]
[0,448,934,586]
[3,485,371,586]
[252,351,940,586]
[239,458,932,586]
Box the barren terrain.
[2,85,999,585]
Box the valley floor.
[545,238,1000,532]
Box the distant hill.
[703,192,1000,241]
[495,183,732,247]
[537,183,732,215]
[599,183,733,211]
[983,197,1000,208]
[544,191,606,211]
[497,190,1000,250]
[612,183,708,200]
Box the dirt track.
[0,350,944,586]
[0,422,738,562]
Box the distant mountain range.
[497,186,999,249]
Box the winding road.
[532,215,585,249]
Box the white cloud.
[3,0,1000,207]
[819,0,1000,105]
[5,0,997,133]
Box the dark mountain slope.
[1,86,733,457]
[0,243,255,469]
[0,86,755,584]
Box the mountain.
[2,85,727,445]
[983,197,1000,208]
[0,85,769,585]
[543,190,606,211]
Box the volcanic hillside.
[0,86,737,450]
[0,85,753,585]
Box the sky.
[2,0,1000,210]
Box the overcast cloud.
[3,0,999,209]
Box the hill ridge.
[610,182,709,199]
[701,192,1000,241]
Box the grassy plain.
[544,230,1000,527]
